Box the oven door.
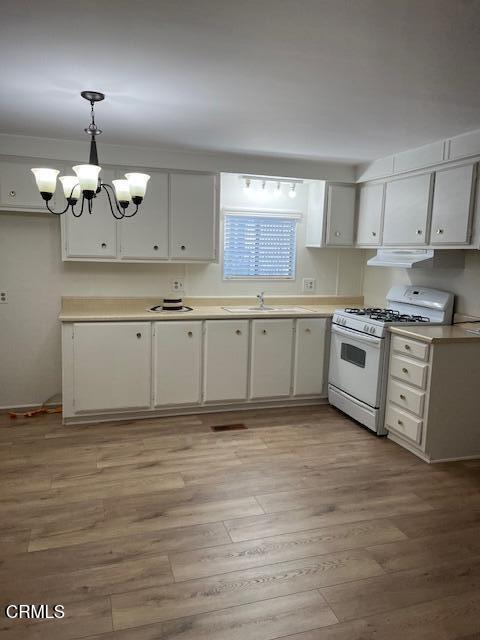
[329,324,384,408]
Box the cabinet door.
[356,183,384,246]
[72,322,151,412]
[325,184,356,246]
[430,164,475,245]
[119,171,169,259]
[63,169,117,258]
[250,319,294,399]
[383,174,432,245]
[293,318,327,396]
[0,159,60,211]
[170,173,218,260]
[204,320,249,402]
[154,321,202,406]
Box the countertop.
[59,295,363,322]
[389,323,480,344]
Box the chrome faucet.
[257,291,266,309]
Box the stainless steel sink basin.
[222,306,313,314]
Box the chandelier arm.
[45,200,70,215]
[71,195,86,218]
[123,204,139,218]
[101,183,126,219]
[88,197,92,214]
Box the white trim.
[222,207,302,220]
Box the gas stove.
[328,286,454,435]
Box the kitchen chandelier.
[31,91,150,218]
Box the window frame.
[222,208,301,281]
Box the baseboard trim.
[63,397,328,426]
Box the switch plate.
[170,279,184,293]
[0,291,7,303]
[302,278,316,293]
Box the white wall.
[363,250,480,317]
[0,172,364,408]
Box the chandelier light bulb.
[73,164,101,196]
[125,173,150,202]
[112,179,131,205]
[59,176,81,201]
[274,182,282,197]
[243,178,251,192]
[288,183,297,199]
[31,168,59,199]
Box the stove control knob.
[364,324,369,332]
[369,326,376,334]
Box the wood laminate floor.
[1,405,480,639]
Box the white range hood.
[367,249,465,269]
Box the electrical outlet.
[170,279,184,293]
[0,291,7,303]
[302,278,316,293]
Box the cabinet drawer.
[386,404,423,444]
[391,335,429,361]
[390,354,429,389]
[388,379,425,417]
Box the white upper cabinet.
[356,183,384,246]
[306,181,355,248]
[63,168,117,259]
[293,318,327,396]
[0,159,60,211]
[169,172,218,260]
[154,321,202,406]
[250,319,294,399]
[325,184,356,246]
[382,173,432,246]
[430,164,476,245]
[72,322,152,413]
[204,320,249,402]
[119,171,169,259]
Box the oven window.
[341,342,366,368]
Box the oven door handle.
[332,323,383,346]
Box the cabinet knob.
[436,228,444,235]
[9,190,16,198]
[402,367,408,374]
[101,242,107,249]
[404,344,411,350]
[372,231,377,236]
[180,245,186,251]
[416,229,423,235]
[334,231,341,237]
[187,331,193,337]
[399,394,406,400]
[262,329,267,335]
[235,329,242,335]
[305,328,311,333]
[397,419,404,426]
[153,245,159,250]
[136,332,142,338]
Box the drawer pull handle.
[416,229,423,235]
[180,245,186,251]
[399,394,406,400]
[404,344,411,350]
[101,242,107,249]
[397,419,404,426]
[402,367,408,374]
[235,329,242,335]
[436,228,444,235]
[187,331,193,337]
[153,245,159,250]
[9,190,16,198]
[262,329,267,335]
[136,332,142,338]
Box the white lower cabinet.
[250,319,294,399]
[62,316,327,423]
[72,322,152,412]
[204,320,249,402]
[154,321,202,406]
[293,318,327,396]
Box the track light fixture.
[31,92,150,218]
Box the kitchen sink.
[222,306,314,314]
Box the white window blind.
[223,213,297,279]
